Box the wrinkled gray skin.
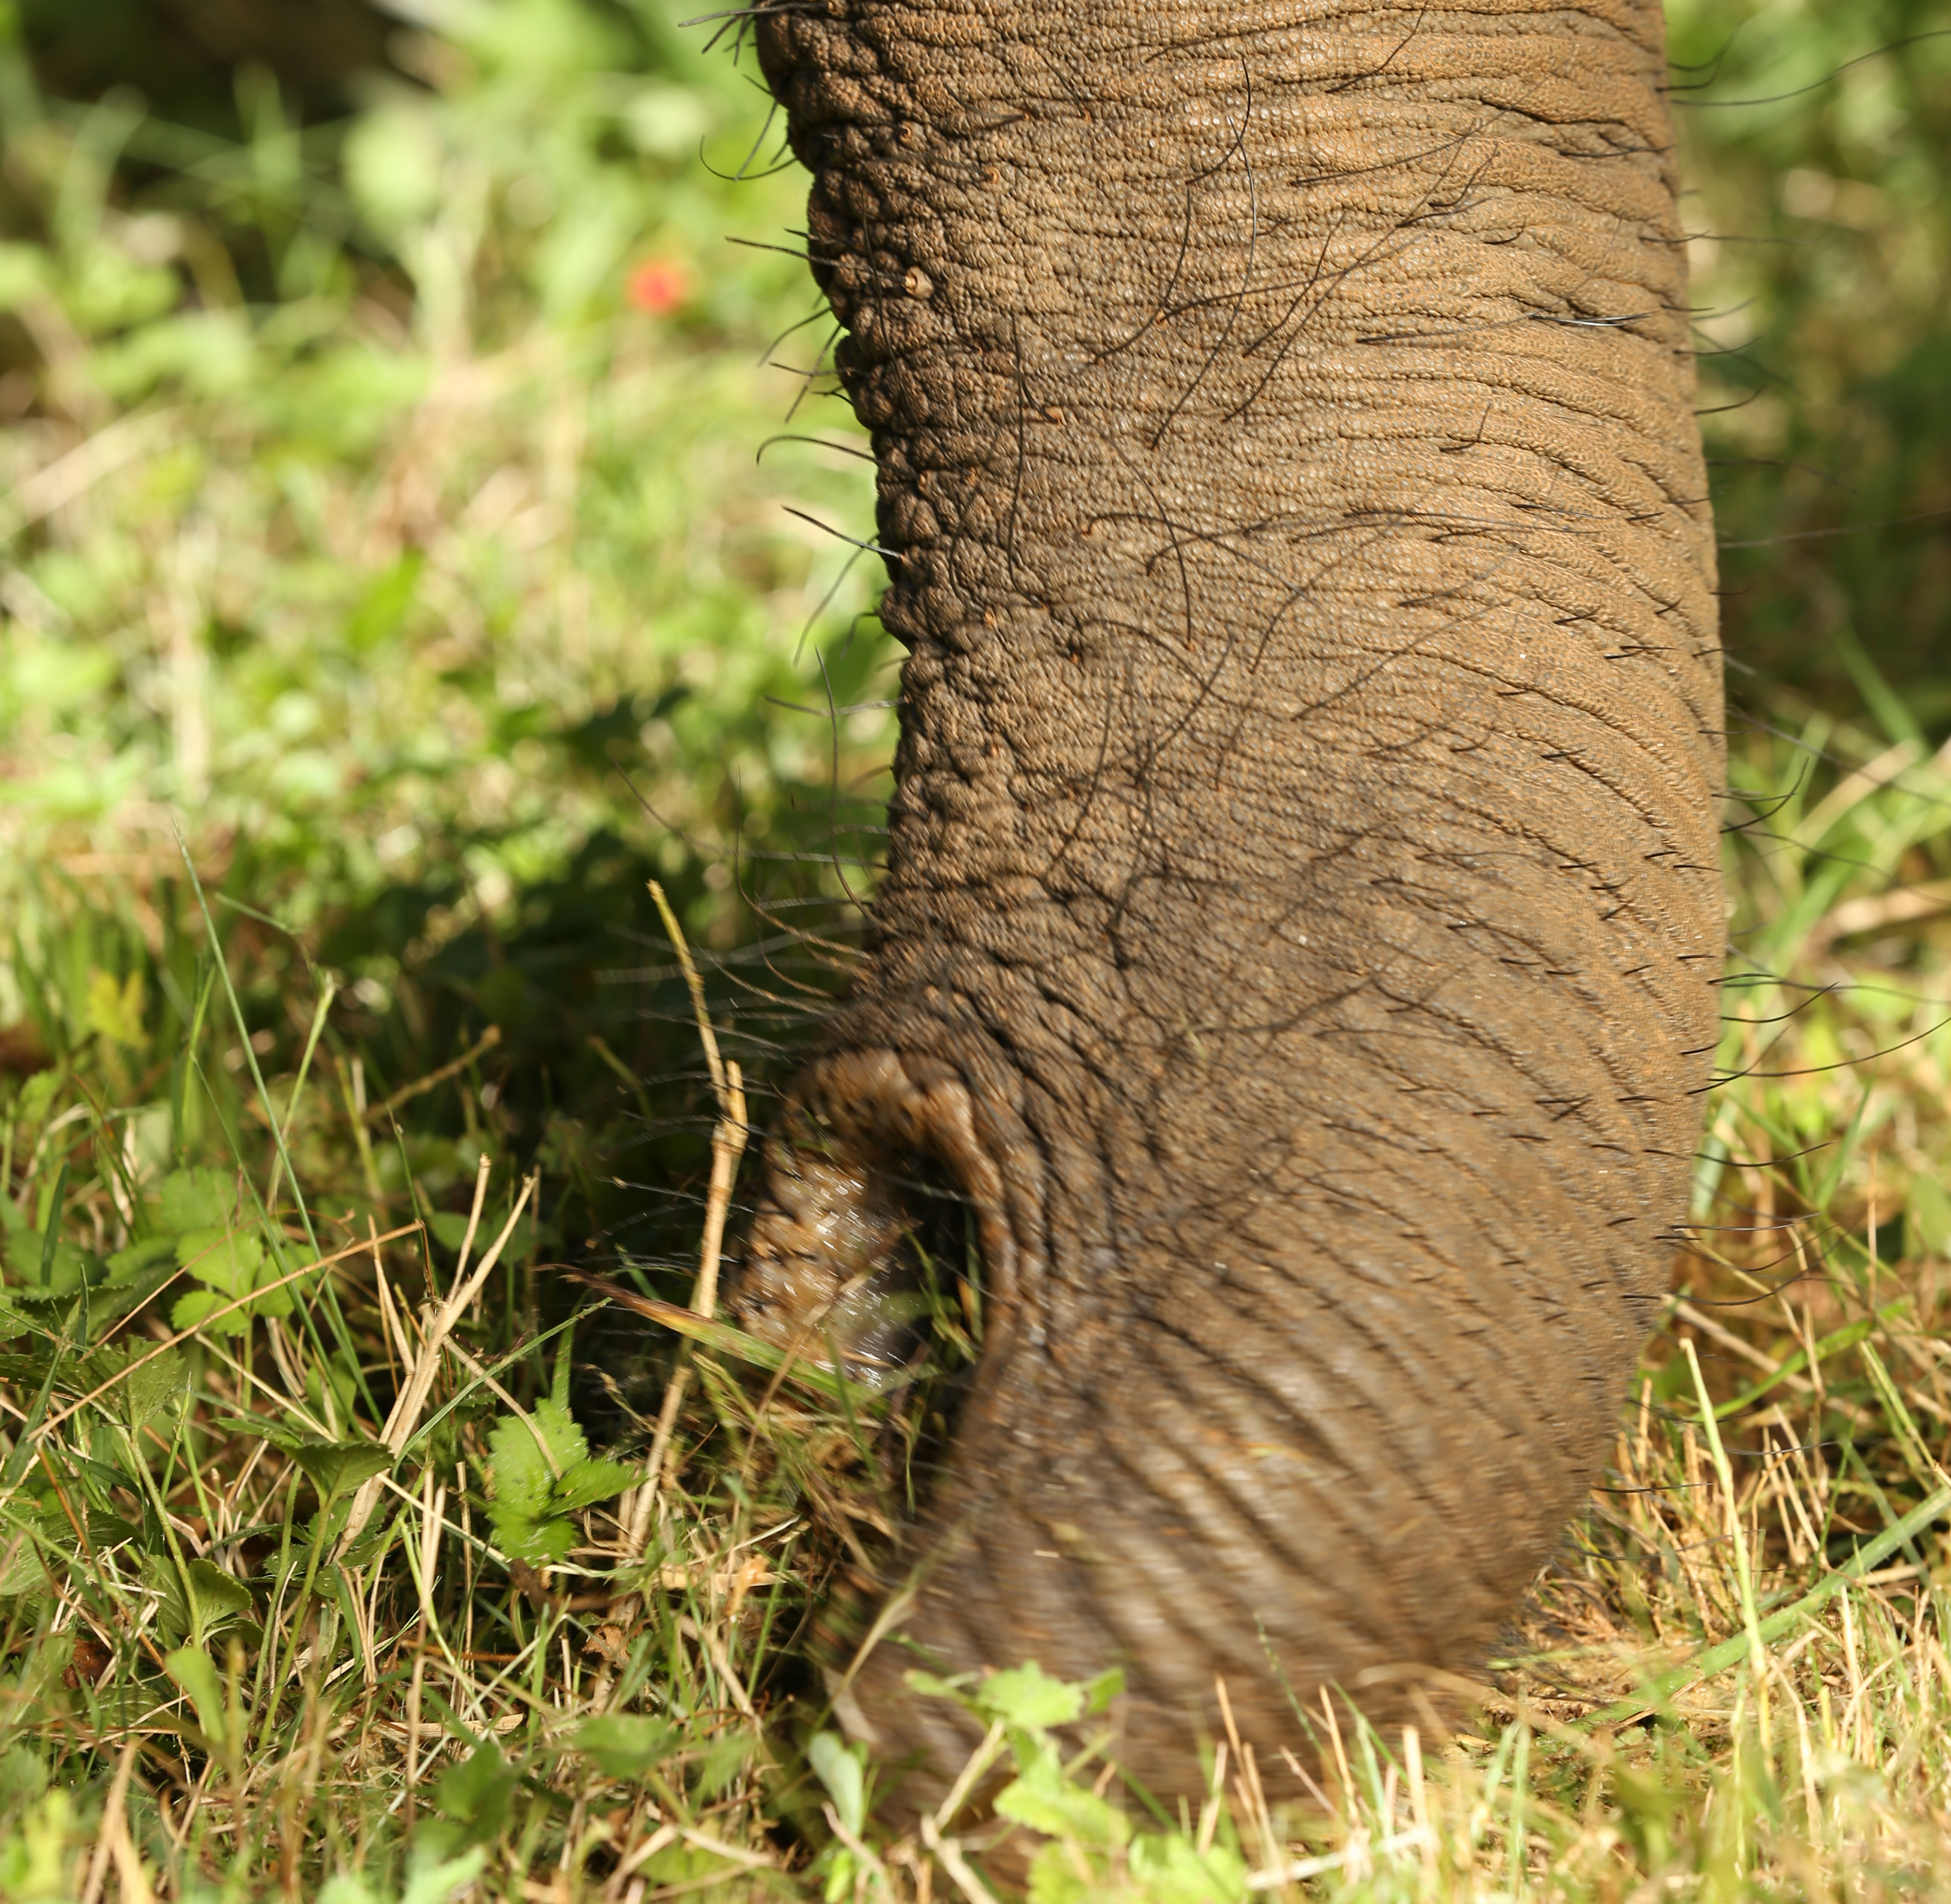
[728,0,1724,1814]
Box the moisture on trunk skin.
[734,0,1725,1808]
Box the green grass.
[3,2,1951,1899]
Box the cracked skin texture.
[732,0,1724,1808]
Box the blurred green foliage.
[0,0,886,908]
[1671,0,1951,729]
[22,0,392,139]
[0,0,891,1297]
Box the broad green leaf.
[105,1236,176,1284]
[158,1168,231,1235]
[487,1506,568,1563]
[399,1848,490,1904]
[423,1210,535,1272]
[0,1744,45,1804]
[425,1210,471,1251]
[434,1741,516,1847]
[292,1440,392,1501]
[83,968,144,1047]
[0,1494,96,1600]
[694,1730,754,1801]
[820,1847,859,1904]
[180,1558,254,1632]
[317,1875,381,1904]
[1025,1842,1094,1904]
[995,1741,1130,1848]
[1,1228,97,1298]
[163,1644,228,1747]
[523,1397,589,1474]
[426,1209,503,1253]
[486,1501,572,1564]
[485,1399,633,1561]
[168,1209,291,1334]
[1912,1174,1951,1258]
[176,1224,263,1295]
[972,1661,1084,1734]
[12,1069,63,1136]
[246,1276,293,1320]
[142,1555,254,1646]
[1085,1666,1125,1713]
[172,1272,293,1334]
[1126,1832,1251,1904]
[486,1412,557,1523]
[550,1457,638,1514]
[170,1288,250,1338]
[84,1341,187,1430]
[905,1669,976,1703]
[806,1731,866,1837]
[319,1851,493,1904]
[0,1788,73,1901]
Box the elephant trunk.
[736,0,1723,1802]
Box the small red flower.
[626,258,689,315]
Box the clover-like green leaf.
[1,1224,98,1298]
[1085,1665,1125,1713]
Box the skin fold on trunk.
[732,0,1725,1809]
